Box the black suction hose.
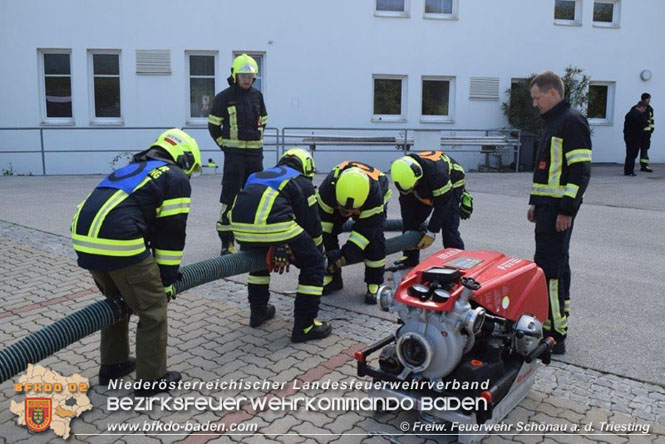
[0,220,414,384]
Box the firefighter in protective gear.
[317,161,391,304]
[528,71,592,354]
[390,151,467,270]
[209,53,268,255]
[230,149,330,343]
[71,128,201,396]
[640,93,655,172]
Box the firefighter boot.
[365,284,379,305]
[99,357,136,386]
[250,304,276,328]
[292,320,332,343]
[322,272,343,295]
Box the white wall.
[0,0,662,174]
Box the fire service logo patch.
[25,398,52,432]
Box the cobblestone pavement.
[1,220,664,444]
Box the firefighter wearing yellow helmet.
[390,150,470,270]
[316,161,392,304]
[208,53,268,255]
[71,128,202,396]
[229,147,331,342]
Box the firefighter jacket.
[230,166,321,247]
[624,107,648,146]
[71,157,191,285]
[317,161,392,263]
[207,79,268,154]
[405,151,454,233]
[644,105,655,134]
[529,100,592,216]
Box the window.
[421,76,454,122]
[372,75,407,122]
[554,0,582,26]
[39,50,73,124]
[232,51,265,93]
[88,51,122,123]
[375,0,409,17]
[187,52,216,122]
[587,82,615,125]
[424,0,457,19]
[593,0,620,27]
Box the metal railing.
[281,127,522,172]
[0,126,521,174]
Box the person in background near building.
[71,129,202,396]
[527,71,592,355]
[389,150,473,270]
[230,148,331,343]
[208,54,268,255]
[624,101,648,176]
[317,161,391,304]
[639,93,654,172]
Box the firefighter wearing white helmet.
[390,150,470,270]
[208,53,268,255]
[316,161,392,304]
[71,128,202,396]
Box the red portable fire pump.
[355,249,554,442]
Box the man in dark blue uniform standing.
[528,71,592,355]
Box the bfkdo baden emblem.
[25,398,52,432]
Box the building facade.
[0,0,662,174]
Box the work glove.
[325,249,346,275]
[417,231,436,250]
[460,190,473,220]
[164,284,176,301]
[267,245,292,274]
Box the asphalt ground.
[1,164,664,386]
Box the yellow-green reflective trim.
[307,195,317,207]
[317,193,335,214]
[157,198,191,218]
[260,115,269,125]
[72,234,146,257]
[303,320,323,334]
[364,258,386,268]
[548,279,566,334]
[208,114,223,125]
[432,181,452,197]
[88,190,126,237]
[228,106,238,141]
[321,221,334,234]
[452,179,465,189]
[531,183,565,198]
[297,284,323,296]
[248,275,270,285]
[234,225,304,243]
[313,235,323,246]
[232,220,298,233]
[348,231,370,250]
[154,248,183,266]
[565,149,592,165]
[359,205,384,219]
[216,136,224,146]
[323,275,333,286]
[543,319,552,330]
[563,183,580,199]
[640,158,649,163]
[221,139,263,149]
[254,188,279,225]
[383,189,393,205]
[549,137,563,187]
[452,163,465,173]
